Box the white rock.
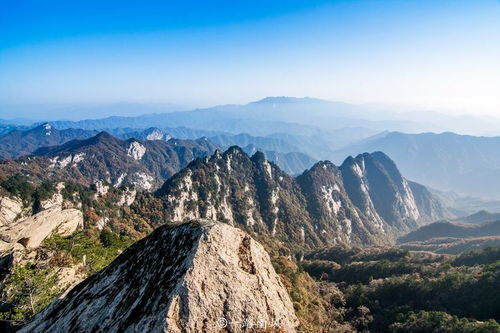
[96,217,109,230]
[93,180,109,199]
[127,141,146,160]
[0,196,23,226]
[0,207,83,249]
[117,188,136,206]
[146,129,164,140]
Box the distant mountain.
[453,210,500,225]
[45,98,400,153]
[113,126,227,141]
[0,132,217,190]
[210,133,300,153]
[429,188,500,216]
[155,148,448,248]
[45,97,500,137]
[398,220,500,243]
[241,144,317,175]
[0,124,31,136]
[0,123,98,158]
[334,131,500,199]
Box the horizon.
[1,0,500,120]
[2,95,500,124]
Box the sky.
[1,0,500,120]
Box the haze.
[1,0,500,120]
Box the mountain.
[241,144,317,175]
[0,123,98,158]
[333,131,500,199]
[113,126,227,141]
[19,220,298,333]
[155,148,448,247]
[0,132,217,190]
[339,152,451,234]
[454,210,500,224]
[210,133,301,153]
[0,124,31,136]
[45,97,500,138]
[429,188,500,216]
[399,220,500,243]
[398,219,500,254]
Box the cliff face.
[19,220,298,333]
[339,152,446,235]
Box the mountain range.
[0,132,217,190]
[154,147,449,248]
[0,124,318,175]
[39,97,500,136]
[334,131,500,200]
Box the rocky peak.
[19,220,298,332]
[156,148,447,247]
[340,152,421,233]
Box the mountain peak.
[250,96,324,105]
[20,219,298,332]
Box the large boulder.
[19,220,298,332]
[0,207,83,249]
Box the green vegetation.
[389,311,500,333]
[0,174,36,204]
[301,246,500,332]
[43,230,134,274]
[453,246,500,266]
[0,229,134,323]
[0,265,60,323]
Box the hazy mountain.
[0,123,98,158]
[430,188,500,216]
[42,97,500,137]
[0,132,217,190]
[399,221,500,243]
[334,131,500,199]
[210,133,300,153]
[0,124,31,136]
[155,148,447,248]
[113,126,227,141]
[453,210,500,225]
[242,144,317,175]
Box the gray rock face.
[19,220,298,333]
[339,152,444,234]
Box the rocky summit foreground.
[18,220,297,333]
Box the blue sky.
[1,0,499,119]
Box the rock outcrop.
[0,186,83,252]
[19,220,298,333]
[0,196,23,226]
[0,207,83,249]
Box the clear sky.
[1,0,499,119]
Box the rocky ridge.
[155,147,449,247]
[0,132,218,191]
